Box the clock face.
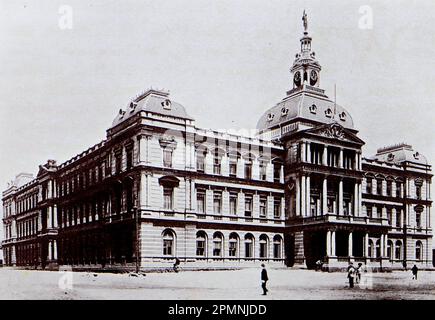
[310,70,318,85]
[294,72,301,87]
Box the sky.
[0,0,434,242]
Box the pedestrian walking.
[347,262,356,288]
[173,257,180,273]
[261,264,269,295]
[411,264,418,280]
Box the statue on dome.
[302,10,308,32]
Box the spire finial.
[302,10,308,32]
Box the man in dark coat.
[411,264,418,280]
[261,264,269,295]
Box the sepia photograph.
[0,0,434,307]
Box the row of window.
[13,193,38,215]
[365,178,403,197]
[196,191,282,218]
[16,217,38,239]
[162,229,283,259]
[367,240,424,261]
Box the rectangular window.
[259,197,267,218]
[126,148,133,169]
[229,161,237,177]
[274,198,281,218]
[163,240,173,256]
[396,210,401,228]
[196,240,205,256]
[386,181,392,196]
[163,149,173,168]
[259,162,267,181]
[244,196,253,217]
[387,208,392,225]
[115,153,122,174]
[229,194,237,215]
[213,192,222,214]
[376,179,383,195]
[367,205,372,218]
[163,187,173,210]
[245,242,253,258]
[197,154,205,172]
[213,241,222,257]
[396,183,402,198]
[366,178,372,194]
[273,163,281,183]
[416,213,421,228]
[229,242,237,257]
[244,162,252,179]
[416,186,422,200]
[197,192,205,213]
[213,156,221,175]
[377,205,383,219]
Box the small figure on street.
[261,264,269,295]
[173,257,180,273]
[315,259,323,271]
[355,263,363,284]
[347,262,356,288]
[411,264,418,280]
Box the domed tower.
[262,12,386,270]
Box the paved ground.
[0,268,434,300]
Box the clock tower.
[291,11,321,89]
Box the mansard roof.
[111,89,194,128]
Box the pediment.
[305,122,365,145]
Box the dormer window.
[281,107,288,116]
[309,104,317,114]
[387,153,395,161]
[325,108,333,118]
[267,113,275,121]
[119,109,125,118]
[162,99,172,110]
[339,112,346,121]
[129,101,137,112]
[413,152,420,160]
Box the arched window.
[375,239,381,258]
[259,234,269,259]
[273,235,283,259]
[395,240,402,260]
[368,240,374,258]
[196,231,207,257]
[229,232,239,257]
[387,240,393,260]
[213,232,224,257]
[162,229,176,256]
[244,233,255,258]
[415,241,422,261]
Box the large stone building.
[2,15,432,271]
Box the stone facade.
[2,15,432,271]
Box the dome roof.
[111,89,194,128]
[371,143,428,165]
[256,87,355,133]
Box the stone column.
[384,234,388,258]
[331,230,336,257]
[338,178,343,215]
[293,231,306,268]
[280,165,284,184]
[140,172,149,209]
[322,145,327,166]
[53,205,58,228]
[380,234,384,257]
[301,141,306,162]
[326,230,331,256]
[348,232,353,257]
[301,175,306,217]
[364,233,369,258]
[322,176,328,215]
[306,142,311,163]
[306,175,311,217]
[47,206,52,229]
[339,148,343,168]
[53,240,57,260]
[296,175,301,216]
